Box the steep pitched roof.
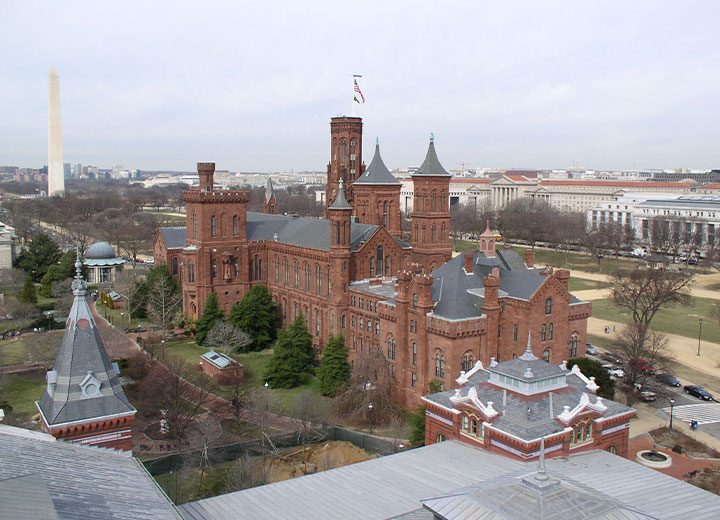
[330,178,352,209]
[37,257,135,426]
[412,136,451,177]
[159,227,186,249]
[354,140,400,185]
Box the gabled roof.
[412,137,450,177]
[160,227,186,249]
[354,140,400,185]
[0,425,179,519]
[37,258,135,426]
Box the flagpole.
[351,74,355,117]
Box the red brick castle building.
[154,116,592,403]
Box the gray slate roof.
[354,141,401,185]
[37,275,135,426]
[412,137,451,177]
[0,425,180,519]
[330,178,353,209]
[160,227,186,249]
[179,440,720,520]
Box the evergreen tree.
[317,334,350,396]
[264,315,315,389]
[228,285,279,351]
[19,275,38,305]
[195,293,223,345]
[568,357,615,400]
[15,233,62,282]
[408,406,426,447]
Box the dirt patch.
[649,427,720,459]
[689,468,720,494]
[266,440,375,482]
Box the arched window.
[305,263,310,290]
[422,225,426,242]
[275,257,280,283]
[370,257,375,277]
[436,434,446,443]
[316,265,322,294]
[545,298,553,314]
[336,221,341,244]
[171,256,178,275]
[383,201,388,227]
[513,324,518,342]
[233,261,239,277]
[258,259,263,279]
[410,320,415,333]
[414,223,419,241]
[568,332,578,358]
[315,309,321,336]
[341,314,346,328]
[441,223,446,241]
[385,256,391,276]
[549,322,554,340]
[232,215,239,236]
[376,246,384,276]
[211,215,217,237]
[211,261,217,279]
[340,140,347,168]
[412,294,418,308]
[412,342,417,366]
[462,352,474,372]
[435,350,445,378]
[192,212,198,239]
[327,267,331,295]
[542,348,550,362]
[541,323,547,341]
[387,337,396,360]
[431,190,437,211]
[606,445,617,455]
[359,317,364,330]
[284,257,289,286]
[294,261,299,288]
[375,322,380,335]
[431,224,436,242]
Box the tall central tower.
[48,68,65,196]
[326,116,364,212]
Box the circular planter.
[636,450,672,468]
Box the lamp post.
[368,403,374,434]
[698,318,703,356]
[669,399,675,429]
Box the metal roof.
[354,141,401,185]
[412,137,451,177]
[0,424,180,519]
[179,441,720,520]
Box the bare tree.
[289,389,330,444]
[205,321,252,354]
[141,331,168,361]
[0,268,25,294]
[0,297,40,329]
[25,331,62,370]
[224,452,270,493]
[334,347,400,428]
[119,213,157,263]
[244,387,276,451]
[649,216,673,259]
[113,269,146,319]
[146,275,182,330]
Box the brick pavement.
[628,433,720,480]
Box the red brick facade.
[326,117,364,211]
[40,414,135,451]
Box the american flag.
[353,78,365,103]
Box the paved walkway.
[571,269,720,301]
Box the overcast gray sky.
[1,1,719,172]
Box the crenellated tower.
[326,116,364,212]
[410,136,452,272]
[352,138,402,236]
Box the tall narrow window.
[294,261,299,288]
[192,212,198,239]
[336,221,341,244]
[316,265,322,294]
[171,256,178,275]
[545,298,553,314]
[232,215,238,236]
[284,258,289,286]
[414,224,419,241]
[385,256,391,276]
[211,261,217,279]
[541,323,547,341]
[370,257,375,277]
[412,342,417,366]
[431,224,436,242]
[441,223,446,241]
[549,322,554,340]
[431,190,437,211]
[376,246,384,276]
[568,332,578,357]
[543,348,550,362]
[305,263,310,290]
[435,351,445,378]
[315,309,321,336]
[211,216,217,238]
[383,201,388,227]
[513,324,518,341]
[275,257,280,282]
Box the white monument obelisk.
[48,67,65,196]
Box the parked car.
[656,373,681,387]
[684,385,714,401]
[639,390,657,402]
[632,358,656,375]
[600,352,623,365]
[603,364,625,379]
[585,343,599,356]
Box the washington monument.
[48,67,65,196]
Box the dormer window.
[79,372,102,399]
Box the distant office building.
[73,162,82,178]
[63,163,71,178]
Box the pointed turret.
[330,178,352,210]
[264,177,277,214]
[354,139,400,185]
[37,247,136,450]
[413,133,451,177]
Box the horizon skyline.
[1,1,719,172]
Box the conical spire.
[330,178,352,210]
[518,331,538,361]
[354,138,400,185]
[265,177,275,201]
[413,133,450,176]
[37,244,135,427]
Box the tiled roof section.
[425,368,633,441]
[0,425,180,519]
[37,270,135,426]
[354,141,400,185]
[413,137,451,177]
[703,183,720,190]
[160,227,186,249]
[246,212,376,252]
[540,179,693,188]
[450,177,493,184]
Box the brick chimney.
[554,269,570,291]
[464,252,475,274]
[524,248,535,268]
[197,162,215,192]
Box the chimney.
[464,252,475,274]
[491,267,500,280]
[554,269,570,291]
[524,248,535,268]
[197,162,215,192]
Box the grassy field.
[100,304,153,330]
[568,278,611,292]
[591,296,720,344]
[0,339,30,366]
[0,373,46,420]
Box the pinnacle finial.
[430,132,434,142]
[75,244,83,279]
[376,136,379,146]
[536,436,548,481]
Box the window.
[410,320,416,333]
[211,261,217,279]
[294,261,299,288]
[335,221,341,245]
[568,332,578,357]
[370,257,375,277]
[275,257,280,283]
[284,258,289,286]
[549,322,554,340]
[387,337,396,360]
[436,434,446,443]
[542,348,550,362]
[545,298,552,314]
[461,416,469,431]
[541,323,547,341]
[359,317,364,330]
[187,262,195,283]
[461,352,474,372]
[232,215,238,236]
[412,342,417,366]
[412,294,418,308]
[431,224,436,242]
[211,215,217,237]
[375,322,380,335]
[435,350,445,378]
[513,324,518,342]
[367,319,372,332]
[316,265,322,294]
[341,314,346,328]
[315,309,321,336]
[385,256,391,276]
[411,373,417,387]
[441,223,446,241]
[606,445,617,455]
[305,263,310,290]
[376,246,384,276]
[171,256,178,275]
[192,212,198,239]
[351,315,355,327]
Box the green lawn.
[591,296,720,344]
[36,296,58,312]
[568,278,611,292]
[0,373,46,420]
[100,304,152,330]
[0,339,30,366]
